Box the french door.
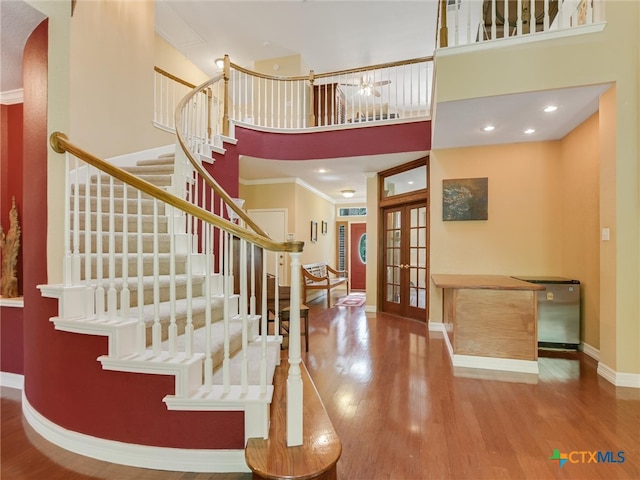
[381,202,428,321]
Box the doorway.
[349,222,366,290]
[378,158,429,322]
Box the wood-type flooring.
[2,290,639,479]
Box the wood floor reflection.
[2,291,640,479]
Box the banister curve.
[49,131,304,254]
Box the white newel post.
[286,251,303,446]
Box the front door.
[381,202,428,321]
[349,222,366,290]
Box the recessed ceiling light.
[544,105,558,113]
[408,181,414,185]
[524,128,536,134]
[483,125,495,132]
[317,168,327,173]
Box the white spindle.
[136,191,145,354]
[222,231,231,393]
[240,239,249,393]
[517,0,523,36]
[95,167,105,320]
[204,220,213,389]
[544,0,550,31]
[260,248,268,393]
[84,160,93,313]
[185,204,194,358]
[504,0,510,37]
[491,0,497,39]
[454,0,460,45]
[120,180,130,321]
[63,153,72,286]
[107,177,117,321]
[168,201,177,357]
[530,0,536,33]
[152,198,161,355]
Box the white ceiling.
[2,0,609,203]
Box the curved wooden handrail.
[174,74,272,239]
[49,132,304,254]
[312,55,434,80]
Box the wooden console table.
[431,274,545,374]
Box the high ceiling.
[2,1,608,203]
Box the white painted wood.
[597,362,640,388]
[0,372,24,389]
[23,394,251,473]
[286,251,303,446]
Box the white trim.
[0,296,24,308]
[580,342,600,361]
[232,116,429,135]
[597,362,640,389]
[0,89,23,105]
[452,354,539,375]
[0,372,24,389]
[436,22,607,57]
[22,393,250,473]
[364,305,376,313]
[435,321,538,374]
[240,176,335,203]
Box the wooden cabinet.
[313,83,345,126]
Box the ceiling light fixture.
[341,189,356,198]
[544,105,558,113]
[214,57,224,69]
[524,128,536,134]
[483,125,495,132]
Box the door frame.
[377,157,430,320]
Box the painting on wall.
[442,177,488,221]
[310,221,318,242]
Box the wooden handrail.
[49,132,304,254]
[312,55,434,80]
[154,66,197,89]
[174,73,273,239]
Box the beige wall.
[154,34,210,87]
[560,113,600,349]
[69,0,174,158]
[430,142,563,318]
[240,180,335,293]
[434,0,639,375]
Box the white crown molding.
[1,89,24,105]
[240,176,335,203]
[0,372,24,389]
[22,393,250,473]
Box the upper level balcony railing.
[437,0,606,49]
[154,56,433,149]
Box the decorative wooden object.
[0,197,21,298]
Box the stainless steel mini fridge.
[512,276,581,349]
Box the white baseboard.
[0,372,24,389]
[433,321,538,374]
[580,342,600,361]
[22,393,250,473]
[597,362,640,388]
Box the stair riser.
[77,233,172,254]
[81,256,188,277]
[95,278,206,308]
[92,174,173,187]
[73,197,163,215]
[72,213,169,234]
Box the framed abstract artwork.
[442,177,488,221]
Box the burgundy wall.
[234,120,431,160]
[1,100,25,375]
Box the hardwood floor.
[2,291,640,479]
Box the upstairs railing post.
[223,54,230,137]
[439,0,449,48]
[308,70,315,127]
[286,251,303,447]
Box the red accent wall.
[1,100,25,375]
[234,120,431,160]
[21,20,244,450]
